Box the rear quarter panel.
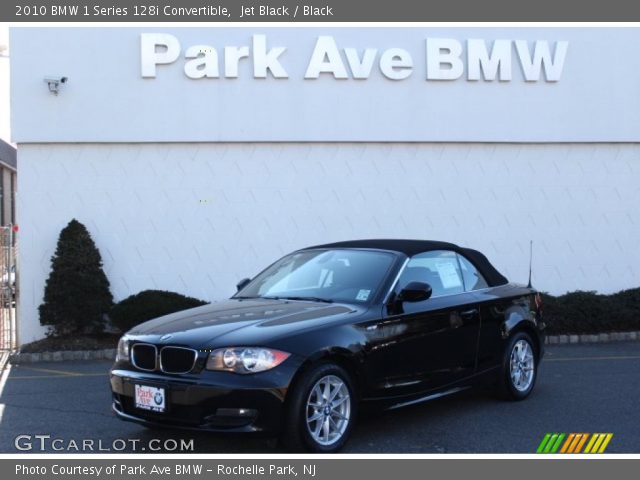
[474,283,544,372]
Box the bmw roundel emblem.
[160,334,173,342]
[154,392,163,405]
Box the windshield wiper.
[276,296,334,303]
[240,295,334,303]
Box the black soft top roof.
[305,239,509,287]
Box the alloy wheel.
[509,339,535,392]
[305,374,351,446]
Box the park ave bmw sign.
[140,33,568,82]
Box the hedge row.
[108,288,640,335]
[542,288,640,335]
[110,288,640,336]
[110,290,208,333]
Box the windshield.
[235,249,396,304]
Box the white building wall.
[10,28,640,143]
[18,142,640,344]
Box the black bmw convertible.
[111,239,545,452]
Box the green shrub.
[543,288,640,335]
[110,290,208,333]
[39,219,113,336]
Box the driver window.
[398,250,464,298]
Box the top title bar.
[3,0,640,22]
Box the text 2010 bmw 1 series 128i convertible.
[111,239,545,452]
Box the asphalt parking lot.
[0,342,638,453]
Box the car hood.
[126,298,364,348]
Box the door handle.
[460,308,478,318]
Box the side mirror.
[236,277,251,292]
[397,281,432,303]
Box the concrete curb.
[9,348,116,364]
[545,331,639,345]
[6,331,640,364]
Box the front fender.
[272,323,369,398]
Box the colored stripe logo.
[537,433,613,453]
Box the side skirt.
[387,386,470,411]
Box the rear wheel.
[497,331,538,400]
[281,363,357,452]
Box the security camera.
[44,76,68,95]
[44,75,68,84]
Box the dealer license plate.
[134,384,166,413]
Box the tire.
[496,331,538,400]
[281,363,357,453]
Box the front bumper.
[110,360,300,434]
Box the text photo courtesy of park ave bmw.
[0,2,640,464]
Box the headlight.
[206,347,290,374]
[116,337,130,362]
